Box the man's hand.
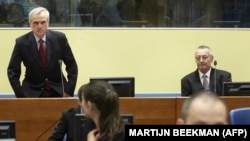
[63,93,70,97]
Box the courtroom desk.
[0,97,177,141]
[119,97,176,125]
[175,96,250,121]
[0,98,78,141]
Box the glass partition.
[1,0,250,28]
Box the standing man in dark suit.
[7,7,78,98]
[181,45,232,96]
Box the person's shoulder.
[181,70,197,80]
[62,106,80,116]
[113,131,125,141]
[216,68,231,75]
[99,132,125,141]
[16,31,33,41]
[47,29,66,37]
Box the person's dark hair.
[181,90,226,122]
[81,80,124,141]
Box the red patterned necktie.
[39,39,46,70]
[39,39,50,91]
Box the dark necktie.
[39,39,50,91]
[202,74,209,90]
[39,39,46,70]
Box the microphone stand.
[59,60,65,95]
[35,118,60,141]
[214,60,217,94]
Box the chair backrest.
[7,3,25,26]
[229,107,250,125]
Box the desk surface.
[0,98,78,141]
[0,97,249,141]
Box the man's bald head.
[177,91,228,125]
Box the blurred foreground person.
[176,91,228,125]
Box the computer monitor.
[222,82,250,96]
[120,114,134,125]
[74,114,86,141]
[89,77,135,97]
[0,120,16,140]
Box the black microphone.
[58,59,65,95]
[214,60,217,94]
[35,118,60,141]
[214,60,217,66]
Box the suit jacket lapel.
[45,30,54,70]
[210,68,215,91]
[27,32,43,69]
[195,69,204,89]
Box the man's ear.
[176,118,184,125]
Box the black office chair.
[7,3,25,27]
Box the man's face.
[195,48,213,74]
[185,98,228,125]
[29,12,48,38]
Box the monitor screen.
[222,82,250,96]
[120,114,134,125]
[74,114,86,141]
[0,120,16,140]
[89,77,135,97]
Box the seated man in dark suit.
[48,83,97,141]
[181,45,232,96]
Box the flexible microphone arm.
[58,59,65,95]
[35,118,61,141]
[214,60,217,94]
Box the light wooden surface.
[119,97,176,124]
[0,98,78,141]
[0,97,249,141]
